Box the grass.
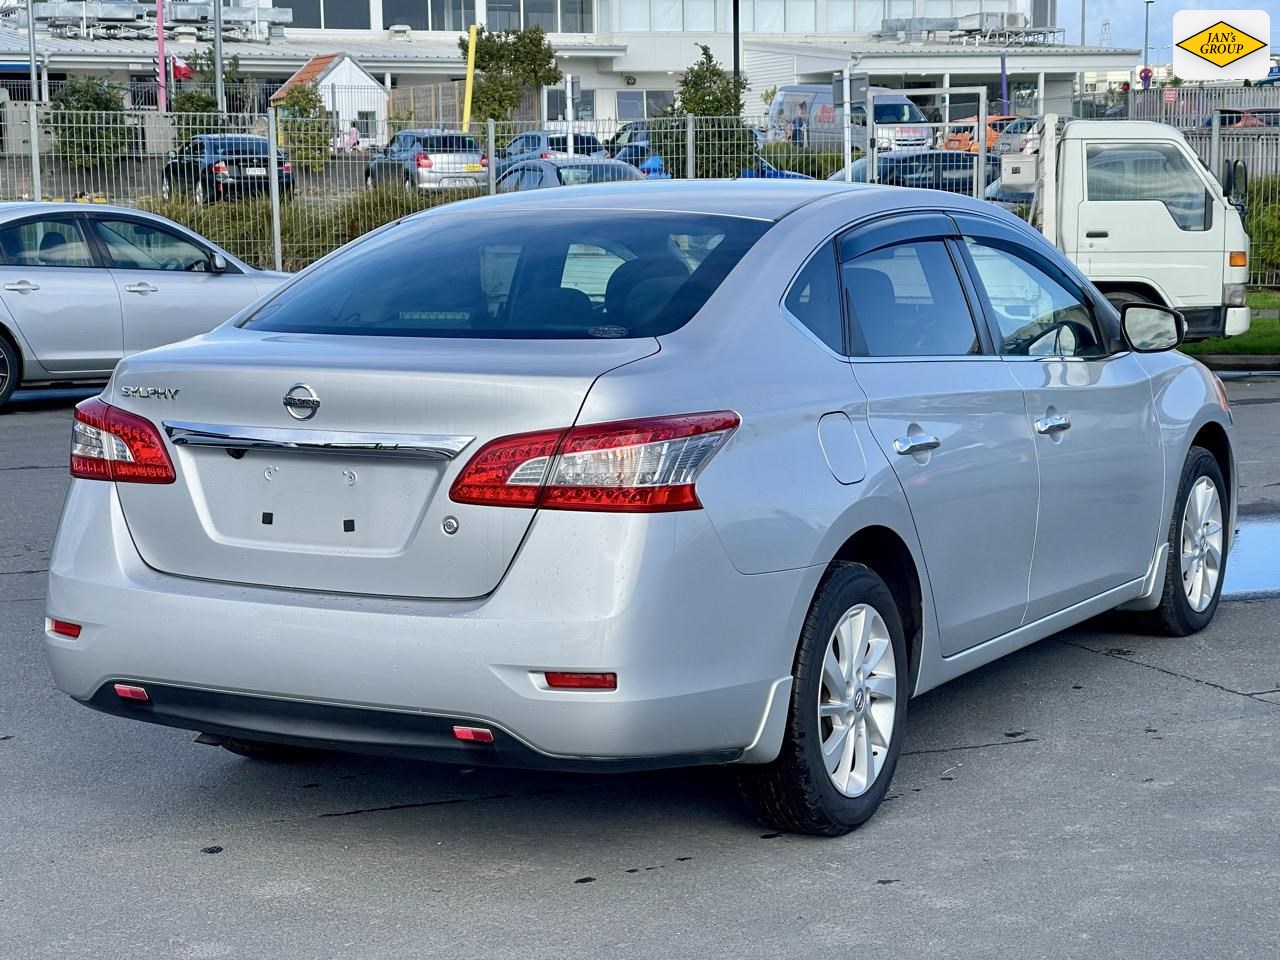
[1180,290,1280,356]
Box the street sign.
[1163,88,1178,104]
[832,71,868,109]
[1139,66,1153,90]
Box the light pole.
[24,0,37,102]
[732,0,740,87]
[1143,0,1154,72]
[1080,0,1085,46]
[214,0,226,113]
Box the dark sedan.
[827,149,1001,193]
[161,135,293,205]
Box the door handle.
[892,433,941,455]
[1085,230,1109,238]
[3,279,39,293]
[1035,415,1071,435]
[124,282,158,295]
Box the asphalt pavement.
[1,382,1278,959]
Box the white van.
[767,84,932,152]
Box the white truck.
[1000,116,1251,341]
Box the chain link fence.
[3,103,1277,286]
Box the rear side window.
[213,137,270,156]
[1085,143,1211,232]
[548,134,603,153]
[784,243,842,352]
[0,218,94,267]
[241,211,769,339]
[842,241,979,357]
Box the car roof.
[417,179,902,222]
[0,200,193,220]
[542,157,633,167]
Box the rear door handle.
[892,433,941,455]
[1085,230,1109,238]
[3,279,39,293]
[124,282,158,295]
[1035,415,1071,435]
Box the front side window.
[784,242,842,352]
[1085,143,1211,232]
[91,219,212,272]
[241,211,769,339]
[0,218,94,268]
[964,239,1105,358]
[841,241,979,357]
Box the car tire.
[1104,288,1152,311]
[217,737,327,763]
[403,175,414,194]
[739,563,909,836]
[194,179,206,206]
[0,334,19,410]
[161,175,172,200]
[1140,446,1228,636]
[365,171,374,191]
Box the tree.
[760,84,778,108]
[458,26,561,120]
[169,88,221,142]
[650,45,753,179]
[276,82,329,173]
[51,76,129,171]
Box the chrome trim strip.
[162,421,474,460]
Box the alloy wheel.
[818,603,897,798]
[1181,476,1223,612]
[0,348,9,397]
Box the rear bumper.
[45,481,811,767]
[413,169,485,190]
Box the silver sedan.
[44,181,1234,835]
[0,203,287,408]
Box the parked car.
[995,115,1041,154]
[45,181,1234,836]
[365,129,488,191]
[608,120,649,150]
[496,157,644,191]
[494,130,609,175]
[161,135,293,205]
[635,154,812,180]
[1199,108,1280,128]
[827,149,1001,193]
[940,115,1020,152]
[0,203,288,409]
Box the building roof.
[269,52,383,102]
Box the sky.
[1081,0,1279,62]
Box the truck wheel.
[739,563,908,836]
[1104,288,1152,311]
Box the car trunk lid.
[111,330,658,599]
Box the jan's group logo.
[1171,10,1270,81]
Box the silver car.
[0,203,287,409]
[496,157,644,192]
[365,130,488,191]
[45,182,1234,836]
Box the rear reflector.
[113,683,149,702]
[545,671,617,690]
[48,618,81,638]
[71,397,175,484]
[452,725,495,743]
[449,411,738,513]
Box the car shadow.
[4,387,99,414]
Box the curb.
[1196,355,1280,372]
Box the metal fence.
[3,104,1278,286]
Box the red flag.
[172,56,194,81]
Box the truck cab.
[1049,119,1249,340]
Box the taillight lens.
[480,153,489,168]
[212,160,228,174]
[416,154,433,169]
[449,412,738,512]
[71,397,175,484]
[539,152,553,159]
[282,161,293,174]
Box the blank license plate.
[441,177,470,186]
[464,163,483,172]
[244,168,267,176]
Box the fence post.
[685,114,695,180]
[27,101,41,200]
[487,118,497,196]
[266,109,283,273]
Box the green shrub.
[760,141,854,180]
[1245,176,1280,286]
[51,77,129,171]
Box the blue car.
[631,153,812,180]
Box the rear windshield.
[212,137,270,155]
[873,102,925,124]
[548,134,603,153]
[558,163,641,186]
[417,134,480,153]
[240,211,769,339]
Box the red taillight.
[480,153,489,168]
[416,153,433,169]
[49,619,81,638]
[282,161,293,174]
[212,160,228,174]
[71,397,175,484]
[545,672,617,690]
[449,411,738,513]
[539,152,553,159]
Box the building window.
[616,89,674,119]
[525,0,559,28]
[619,0,649,28]
[430,0,477,30]
[488,0,520,28]
[561,0,594,31]
[288,0,321,27]
[324,0,370,27]
[827,0,853,29]
[855,0,884,30]
[685,0,714,27]
[355,110,377,137]
[383,0,430,28]
[646,89,674,114]
[617,0,720,29]
[547,88,596,120]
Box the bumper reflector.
[48,619,82,638]
[113,683,150,702]
[545,671,618,690]
[452,725,495,744]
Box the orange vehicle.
[940,115,1019,152]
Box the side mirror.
[1223,158,1247,201]
[210,253,228,274]
[1121,302,1184,352]
[167,150,177,161]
